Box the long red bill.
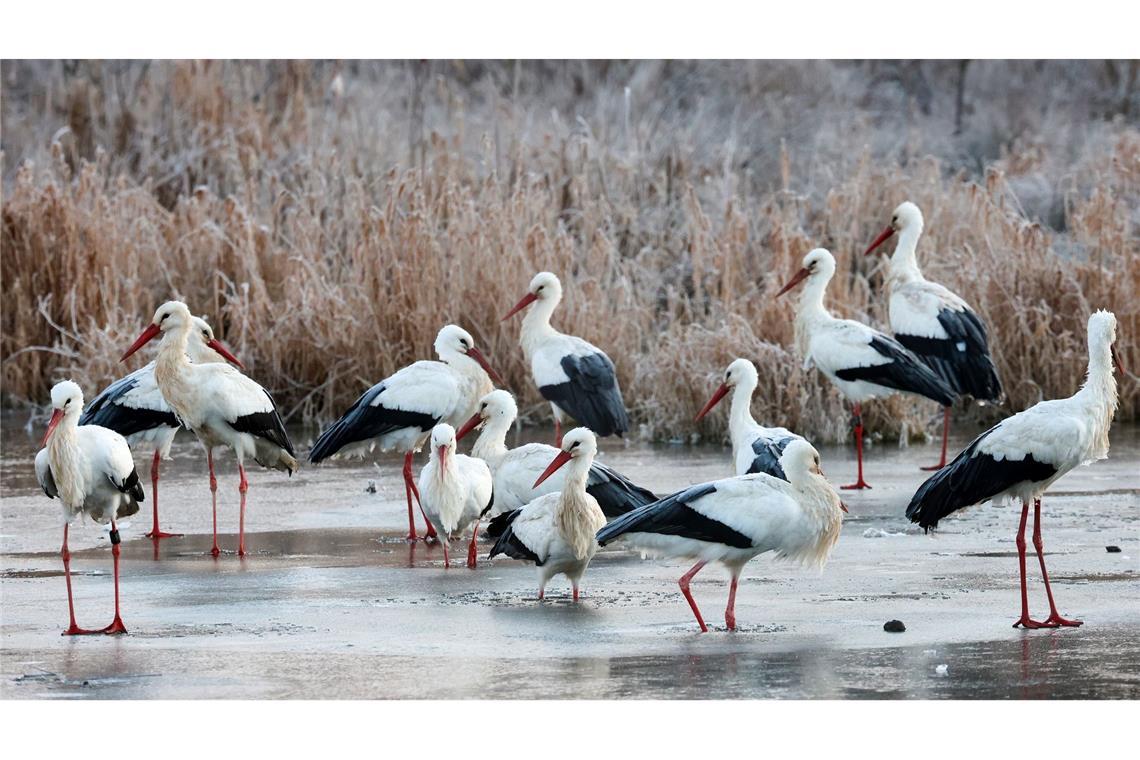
[438,445,448,475]
[502,292,538,321]
[864,225,895,256]
[120,323,161,362]
[41,408,64,447]
[206,338,244,369]
[455,412,482,442]
[533,449,573,488]
[1112,345,1125,375]
[466,346,505,386]
[775,267,811,298]
[840,501,849,514]
[695,383,730,422]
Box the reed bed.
[2,61,1137,444]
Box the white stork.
[458,390,656,530]
[907,310,1123,629]
[81,315,241,540]
[307,324,502,541]
[120,301,297,558]
[596,439,846,632]
[35,380,144,635]
[417,424,494,568]
[865,201,1003,470]
[487,428,608,601]
[503,272,630,446]
[694,358,808,480]
[777,248,957,489]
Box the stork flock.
[33,201,1123,636]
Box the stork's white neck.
[154,321,196,423]
[556,454,599,561]
[887,225,925,286]
[424,448,464,534]
[793,275,835,359]
[1075,335,1119,461]
[784,470,845,568]
[47,409,86,508]
[519,297,561,359]
[471,417,511,469]
[188,337,223,364]
[728,379,760,443]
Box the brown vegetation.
[2,61,1137,444]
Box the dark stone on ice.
[884,619,906,633]
[1106,545,1121,553]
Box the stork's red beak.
[864,225,895,255]
[465,346,505,386]
[41,408,65,447]
[206,338,244,369]
[1112,345,1125,375]
[840,501,849,514]
[121,323,161,362]
[776,267,811,298]
[695,383,730,422]
[502,292,538,321]
[455,412,483,442]
[438,445,448,474]
[533,449,573,488]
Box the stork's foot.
[423,525,439,542]
[1042,613,1083,627]
[209,544,221,558]
[101,617,128,635]
[1013,616,1055,629]
[145,530,182,540]
[725,613,736,631]
[466,545,478,569]
[62,624,101,636]
[840,480,872,490]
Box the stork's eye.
[160,313,168,323]
[571,441,580,449]
[536,285,544,292]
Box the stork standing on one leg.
[777,248,957,489]
[308,325,502,541]
[35,381,144,635]
[82,315,241,540]
[121,301,297,558]
[694,358,808,480]
[907,310,1123,629]
[596,440,845,632]
[417,424,494,568]
[864,201,1002,470]
[487,428,608,601]
[458,390,655,530]
[503,272,630,446]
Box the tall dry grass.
[2,61,1137,444]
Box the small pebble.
[1106,545,1121,553]
[935,664,949,676]
[883,619,906,633]
[365,481,377,494]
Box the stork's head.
[456,389,517,441]
[43,380,84,445]
[434,325,504,385]
[503,271,562,320]
[533,427,597,487]
[190,316,243,368]
[121,300,193,362]
[1089,310,1124,375]
[776,248,836,297]
[779,439,846,512]
[865,201,924,256]
[695,358,759,422]
[430,423,457,472]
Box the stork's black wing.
[896,308,1002,402]
[232,388,295,457]
[596,483,752,548]
[308,382,438,463]
[835,334,957,406]
[585,461,657,519]
[80,372,180,437]
[539,352,630,437]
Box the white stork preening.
[121,301,297,558]
[81,316,241,540]
[596,440,846,632]
[487,428,608,601]
[308,324,502,541]
[503,272,630,446]
[694,358,808,481]
[865,201,1003,470]
[459,390,656,530]
[777,248,957,489]
[417,424,494,569]
[36,381,144,635]
[907,310,1123,629]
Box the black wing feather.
[895,308,1002,402]
[232,388,295,456]
[746,435,794,480]
[835,335,957,406]
[487,509,543,564]
[906,426,1058,531]
[596,482,753,548]
[539,353,630,437]
[80,373,181,437]
[309,382,439,463]
[585,462,658,519]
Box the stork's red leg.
[102,521,128,635]
[554,418,563,448]
[841,404,872,490]
[237,464,248,557]
[725,572,740,631]
[145,450,180,539]
[466,518,481,569]
[921,408,951,471]
[1032,499,1082,627]
[678,560,709,632]
[1013,500,1049,629]
[408,476,437,541]
[208,450,221,558]
[442,539,451,569]
[572,580,580,602]
[401,452,419,541]
[61,524,99,636]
